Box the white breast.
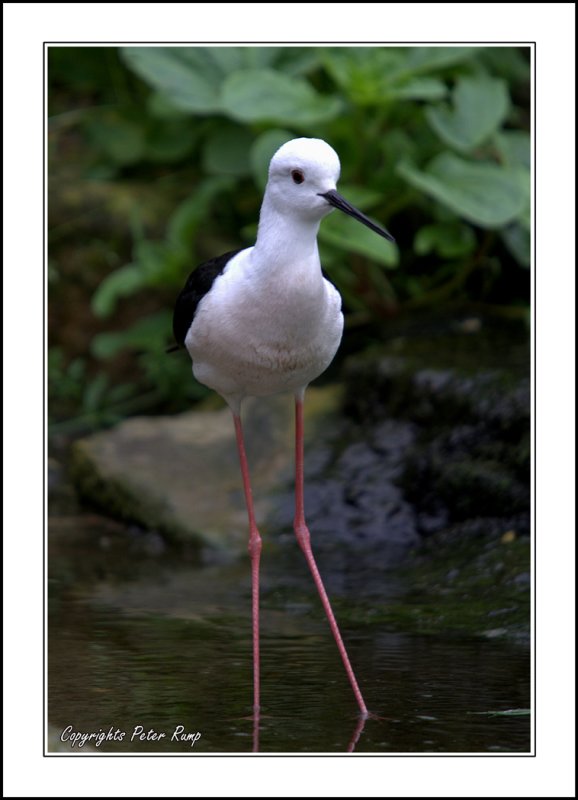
[186,248,343,404]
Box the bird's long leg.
[232,413,262,718]
[293,393,368,717]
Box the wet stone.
[70,388,343,552]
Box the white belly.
[186,254,343,404]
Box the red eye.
[291,169,305,184]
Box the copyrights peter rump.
[59,725,202,749]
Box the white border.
[4,3,575,798]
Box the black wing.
[171,249,243,348]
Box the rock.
[70,387,342,551]
[342,328,530,540]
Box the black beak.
[318,190,395,243]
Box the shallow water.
[48,515,531,754]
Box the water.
[48,514,531,754]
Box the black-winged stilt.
[172,138,394,720]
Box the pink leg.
[233,413,262,717]
[294,395,368,717]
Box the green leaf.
[132,239,181,285]
[221,69,342,126]
[322,48,405,105]
[337,184,384,209]
[479,47,531,84]
[323,48,452,105]
[205,46,283,74]
[495,130,531,168]
[415,221,476,257]
[398,153,527,228]
[390,77,448,101]
[147,91,190,119]
[167,176,234,250]
[243,47,284,70]
[276,47,322,76]
[203,46,245,75]
[319,212,398,267]
[201,124,253,176]
[83,373,109,412]
[92,311,173,359]
[121,47,221,113]
[402,47,478,76]
[250,129,294,189]
[92,264,147,318]
[381,129,419,169]
[171,48,223,82]
[501,223,531,267]
[425,76,510,151]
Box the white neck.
[253,190,322,275]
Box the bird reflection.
[252,709,260,753]
[347,713,368,753]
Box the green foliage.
[425,75,510,152]
[398,154,527,228]
[319,205,398,268]
[48,45,530,430]
[414,222,476,258]
[48,347,136,432]
[91,175,234,318]
[221,69,342,126]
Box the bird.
[171,137,394,721]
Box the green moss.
[69,440,195,545]
[335,535,530,642]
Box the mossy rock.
[70,387,342,551]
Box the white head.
[262,137,395,242]
[265,138,341,222]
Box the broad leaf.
[390,78,448,101]
[402,47,478,76]
[426,76,510,151]
[495,130,531,168]
[501,223,531,267]
[398,153,527,228]
[92,263,147,318]
[322,48,406,105]
[121,47,221,113]
[167,176,234,250]
[415,221,476,257]
[203,47,245,76]
[276,47,322,76]
[221,69,342,126]
[336,184,384,209]
[319,212,398,267]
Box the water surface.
[48,514,530,754]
